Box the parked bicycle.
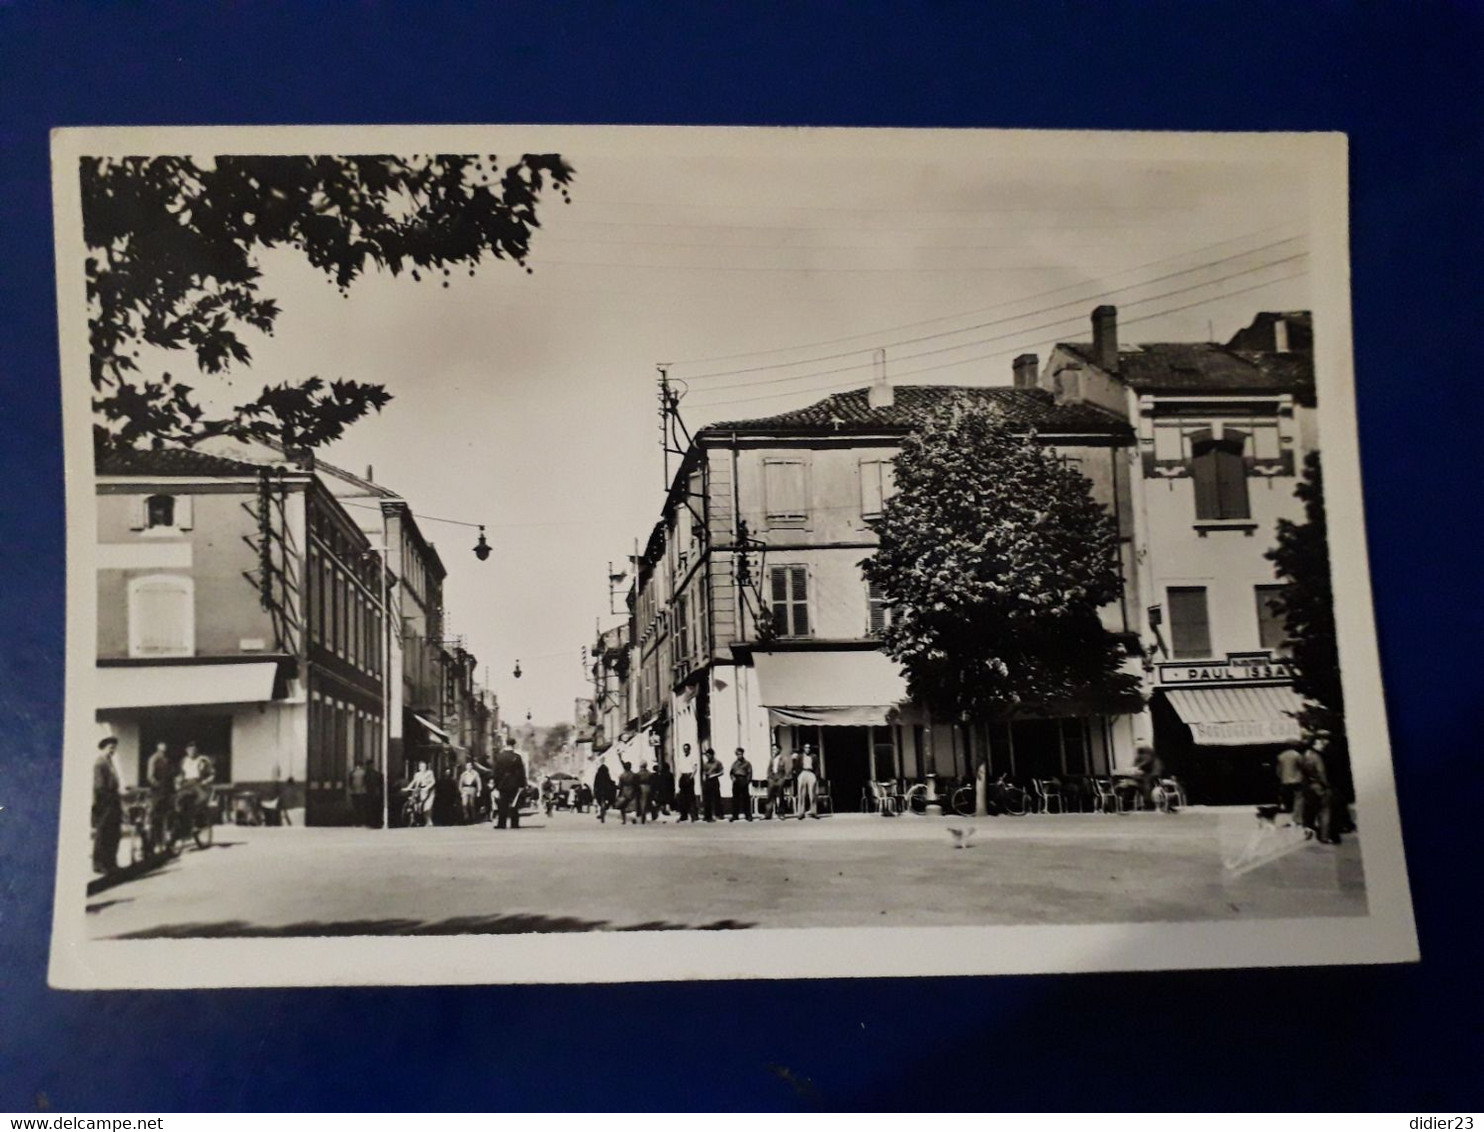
[903,779,978,817]
[121,786,216,863]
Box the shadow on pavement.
[109,912,756,938]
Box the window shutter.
[1215,431,1251,519]
[868,582,887,635]
[860,460,883,519]
[764,459,807,524]
[1167,587,1211,659]
[176,495,194,530]
[129,496,147,531]
[1189,431,1220,519]
[790,566,809,636]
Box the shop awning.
[412,713,452,742]
[95,661,281,711]
[753,650,909,727]
[1162,685,1305,747]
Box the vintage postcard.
[48,125,1417,987]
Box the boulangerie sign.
[47,124,1415,987]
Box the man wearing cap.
[92,737,124,873]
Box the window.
[763,458,808,528]
[146,494,175,529]
[768,565,810,637]
[128,574,194,657]
[1190,428,1251,520]
[867,580,891,636]
[1256,584,1287,652]
[859,458,896,521]
[308,550,321,645]
[675,594,690,666]
[1167,586,1212,660]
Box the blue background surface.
[2,1,1481,1112]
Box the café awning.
[1161,684,1305,747]
[753,650,909,727]
[95,661,281,711]
[412,713,452,742]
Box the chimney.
[1092,305,1119,371]
[366,464,375,482]
[867,347,894,409]
[1012,353,1039,390]
[1272,316,1290,353]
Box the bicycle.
[902,780,977,817]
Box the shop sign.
[1189,718,1302,745]
[1158,652,1293,686]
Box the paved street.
[85,809,1366,938]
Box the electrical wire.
[684,256,1308,404]
[664,224,1302,367]
[685,267,1309,413]
[680,244,1307,390]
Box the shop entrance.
[138,714,232,784]
[821,726,871,813]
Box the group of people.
[397,737,531,830]
[91,735,218,873]
[588,741,824,825]
[1276,737,1346,844]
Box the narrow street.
[86,809,1366,939]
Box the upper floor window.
[763,458,808,528]
[128,574,194,658]
[131,493,193,533]
[1190,428,1251,520]
[1255,584,1287,652]
[867,580,892,636]
[768,565,810,637]
[859,458,896,522]
[1167,586,1211,660]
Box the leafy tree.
[83,153,574,456]
[861,395,1141,726]
[1267,452,1351,797]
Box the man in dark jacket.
[491,739,528,830]
[92,737,123,873]
[701,748,725,823]
[728,748,754,822]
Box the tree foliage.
[83,153,575,455]
[1267,452,1348,773]
[861,396,1141,721]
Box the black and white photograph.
[48,125,1416,986]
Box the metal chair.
[1091,777,1122,814]
[1033,778,1065,814]
[815,779,834,816]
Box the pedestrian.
[795,743,820,820]
[616,760,638,824]
[676,769,696,822]
[491,738,528,830]
[701,747,725,822]
[92,736,124,874]
[144,740,174,852]
[593,761,616,822]
[364,759,385,828]
[458,758,482,824]
[1132,744,1162,810]
[349,758,370,827]
[654,760,676,820]
[1297,739,1339,844]
[765,742,790,819]
[636,761,655,825]
[729,748,754,822]
[1275,745,1303,817]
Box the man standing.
[348,758,370,827]
[795,743,820,820]
[675,743,696,823]
[765,742,789,820]
[700,747,724,823]
[145,740,174,852]
[364,759,385,828]
[458,758,482,824]
[635,761,655,825]
[92,737,124,874]
[728,748,754,822]
[1276,746,1304,817]
[491,738,528,830]
[654,760,676,821]
[1298,740,1338,844]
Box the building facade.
[1037,307,1318,802]
[95,446,388,825]
[625,376,1140,811]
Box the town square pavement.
[84,808,1366,938]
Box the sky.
[183,129,1316,726]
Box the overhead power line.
[684,252,1308,400]
[678,237,1306,385]
[665,224,1303,367]
[686,267,1309,413]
